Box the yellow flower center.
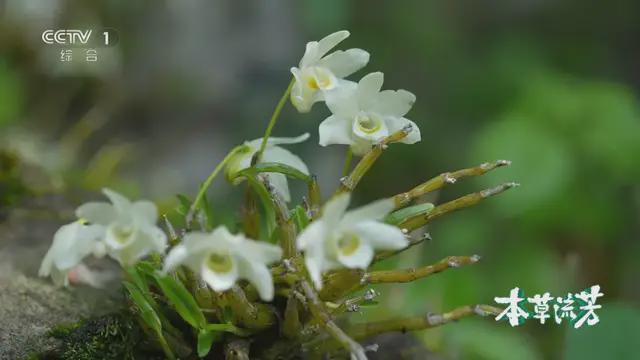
[305,67,335,90]
[206,252,234,273]
[113,225,133,244]
[338,234,361,256]
[307,77,320,90]
[356,114,381,134]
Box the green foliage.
[155,274,207,329]
[123,281,163,334]
[443,320,541,360]
[252,162,313,184]
[196,329,218,358]
[0,151,30,213]
[242,170,277,239]
[291,205,310,231]
[0,59,24,128]
[563,303,640,360]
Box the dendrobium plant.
[290,30,369,113]
[321,72,421,155]
[163,226,282,301]
[39,30,516,360]
[297,193,408,289]
[76,188,168,266]
[225,133,310,202]
[39,220,105,286]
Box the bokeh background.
[1,1,639,359]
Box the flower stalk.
[335,125,413,195]
[256,79,295,162]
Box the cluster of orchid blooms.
[40,30,419,299]
[39,31,511,359]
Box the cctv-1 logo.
[42,30,93,45]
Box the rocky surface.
[0,198,121,359]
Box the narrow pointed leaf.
[292,205,310,231]
[197,329,217,358]
[242,171,277,239]
[155,274,206,329]
[123,281,162,333]
[252,162,312,183]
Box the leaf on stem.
[252,162,312,183]
[154,274,207,329]
[385,202,434,225]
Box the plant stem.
[269,184,297,258]
[364,255,481,284]
[347,304,502,341]
[399,182,519,231]
[334,126,412,196]
[300,281,368,360]
[307,175,321,218]
[392,160,512,208]
[342,147,353,177]
[187,145,245,227]
[256,78,295,162]
[242,184,261,239]
[373,234,431,263]
[282,294,301,339]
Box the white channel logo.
[42,30,92,45]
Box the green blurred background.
[1,1,639,359]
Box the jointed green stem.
[392,160,512,208]
[399,182,519,231]
[364,255,481,284]
[342,147,353,177]
[300,281,367,360]
[256,78,295,161]
[347,304,502,341]
[187,145,245,226]
[334,126,412,196]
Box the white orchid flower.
[290,30,370,113]
[320,72,421,155]
[38,220,105,286]
[75,188,168,267]
[297,193,408,289]
[163,226,282,301]
[225,133,310,202]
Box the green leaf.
[242,171,277,239]
[176,194,192,216]
[385,202,435,225]
[291,206,310,231]
[154,274,206,329]
[123,281,162,333]
[205,323,249,336]
[197,329,217,358]
[252,162,312,183]
[200,191,215,231]
[126,266,149,292]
